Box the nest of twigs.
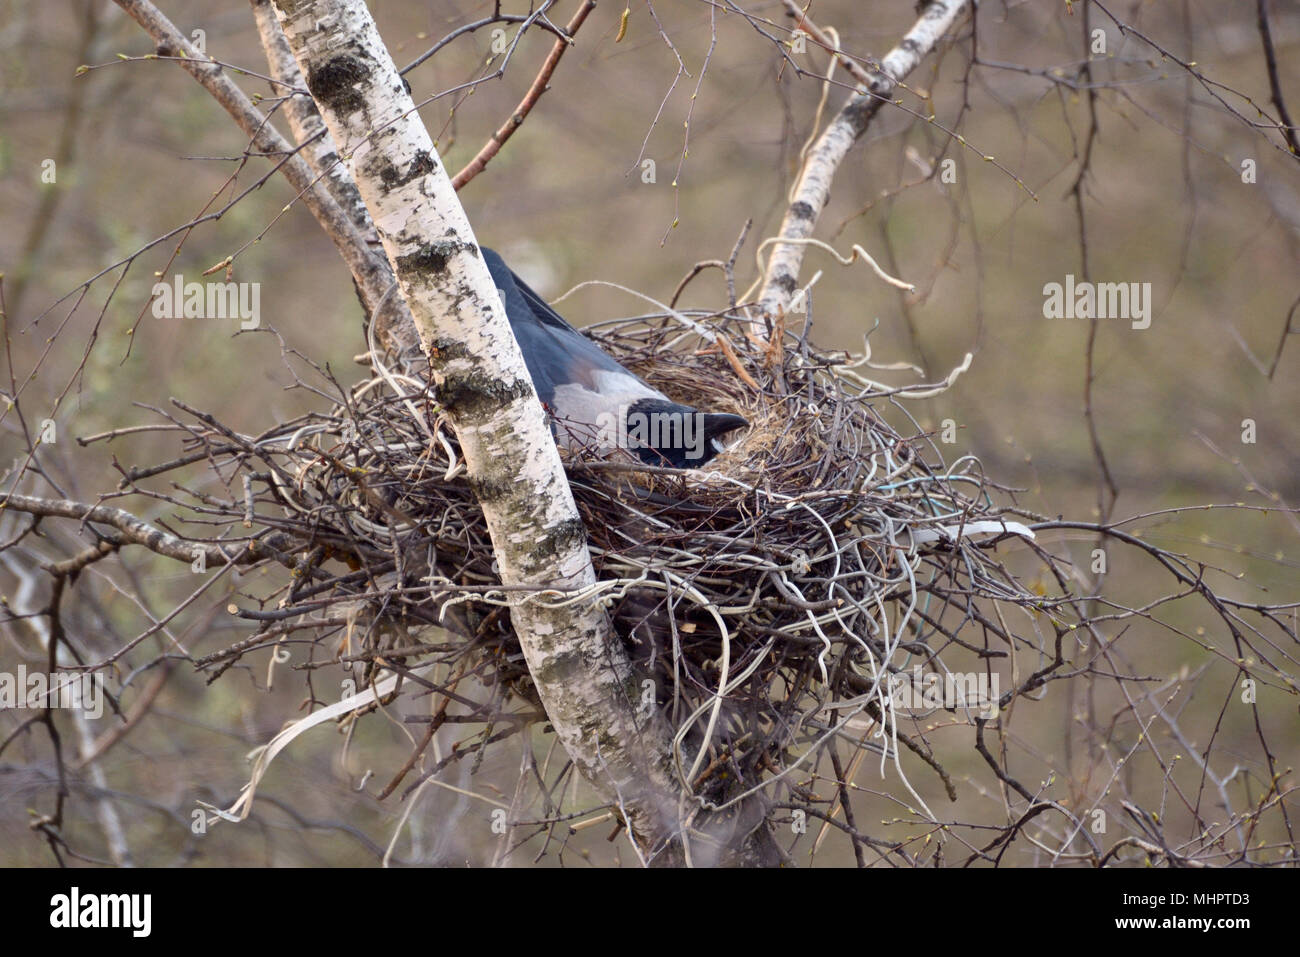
[230,308,1061,812]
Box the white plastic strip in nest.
[909,520,1036,546]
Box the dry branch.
[113,0,405,348]
[757,0,970,318]
[452,0,597,190]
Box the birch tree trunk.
[249,0,420,360]
[269,0,685,859]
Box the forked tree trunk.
[269,0,686,860]
[266,0,962,866]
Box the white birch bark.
[270,0,683,856]
[757,0,970,317]
[112,0,405,352]
[250,0,420,359]
[250,0,371,238]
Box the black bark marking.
[529,518,588,563]
[306,53,371,115]
[433,372,532,419]
[378,149,437,190]
[844,91,887,131]
[467,472,517,503]
[396,239,475,277]
[428,337,471,361]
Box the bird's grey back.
[480,248,663,407]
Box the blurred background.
[0,0,1297,866]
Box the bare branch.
[452,0,597,191]
[757,0,970,319]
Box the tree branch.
[1,492,292,566]
[1256,0,1300,158]
[112,0,406,346]
[757,0,970,318]
[248,0,420,358]
[452,0,597,190]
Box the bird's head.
[623,399,748,468]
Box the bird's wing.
[504,257,664,399]
[482,249,664,399]
[480,248,664,451]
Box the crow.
[481,247,747,468]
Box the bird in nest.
[481,248,747,468]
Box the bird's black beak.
[703,413,748,456]
[703,413,748,441]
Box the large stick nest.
[222,309,1065,812]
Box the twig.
[452,0,597,190]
